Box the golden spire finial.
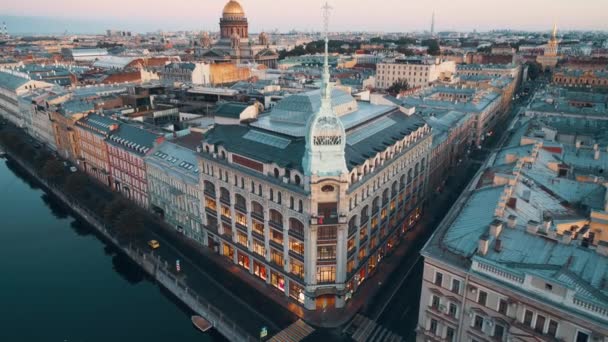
[552,23,557,40]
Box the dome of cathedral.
[223,0,245,18]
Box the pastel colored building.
[107,124,161,208]
[74,114,120,187]
[146,132,203,241]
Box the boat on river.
[191,315,212,333]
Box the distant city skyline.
[2,0,608,35]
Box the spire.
[302,1,348,177]
[321,2,332,101]
[552,23,558,40]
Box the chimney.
[543,217,552,232]
[490,219,504,238]
[598,241,608,257]
[527,220,540,234]
[507,215,517,228]
[562,230,573,244]
[494,239,503,253]
[478,233,490,256]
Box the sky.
[2,0,608,35]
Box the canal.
[0,157,224,342]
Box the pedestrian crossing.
[269,319,315,342]
[343,314,404,342]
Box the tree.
[41,159,65,183]
[114,209,145,238]
[387,79,410,96]
[422,39,441,56]
[64,173,89,198]
[527,62,542,80]
[104,197,127,226]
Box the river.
[0,157,224,342]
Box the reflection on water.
[41,193,69,219]
[112,252,146,285]
[1,156,218,342]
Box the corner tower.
[302,2,348,178]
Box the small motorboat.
[191,315,212,333]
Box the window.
[547,320,558,337]
[253,240,265,257]
[237,231,248,246]
[523,309,533,326]
[535,314,545,333]
[431,295,440,310]
[271,249,283,266]
[478,290,487,306]
[545,283,553,291]
[448,302,458,318]
[434,272,443,286]
[429,319,438,335]
[576,331,589,342]
[271,229,283,245]
[446,327,455,342]
[290,259,304,278]
[317,245,336,260]
[494,324,505,340]
[451,278,460,294]
[473,315,483,330]
[316,266,336,283]
[289,218,304,237]
[321,185,334,192]
[498,298,508,315]
[318,226,337,240]
[289,238,304,255]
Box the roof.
[214,102,249,118]
[204,109,427,172]
[58,99,95,116]
[146,140,199,182]
[107,124,160,156]
[0,70,29,91]
[75,113,119,136]
[423,140,608,326]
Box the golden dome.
[223,0,245,18]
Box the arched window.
[235,194,247,211]
[298,200,303,213]
[421,158,426,171]
[382,189,389,205]
[220,151,226,159]
[391,181,398,197]
[289,218,304,237]
[415,162,420,176]
[407,168,413,183]
[361,205,369,223]
[220,187,230,203]
[204,180,215,196]
[269,209,283,227]
[277,191,282,204]
[273,168,280,178]
[290,196,294,209]
[372,197,380,213]
[400,174,406,190]
[294,175,301,185]
[348,216,358,234]
[270,188,274,201]
[258,184,262,196]
[252,201,264,219]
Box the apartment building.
[416,124,608,342]
[376,57,456,89]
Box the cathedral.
[199,0,278,69]
[537,24,560,71]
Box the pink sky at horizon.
[3,0,608,32]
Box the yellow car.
[148,240,160,249]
